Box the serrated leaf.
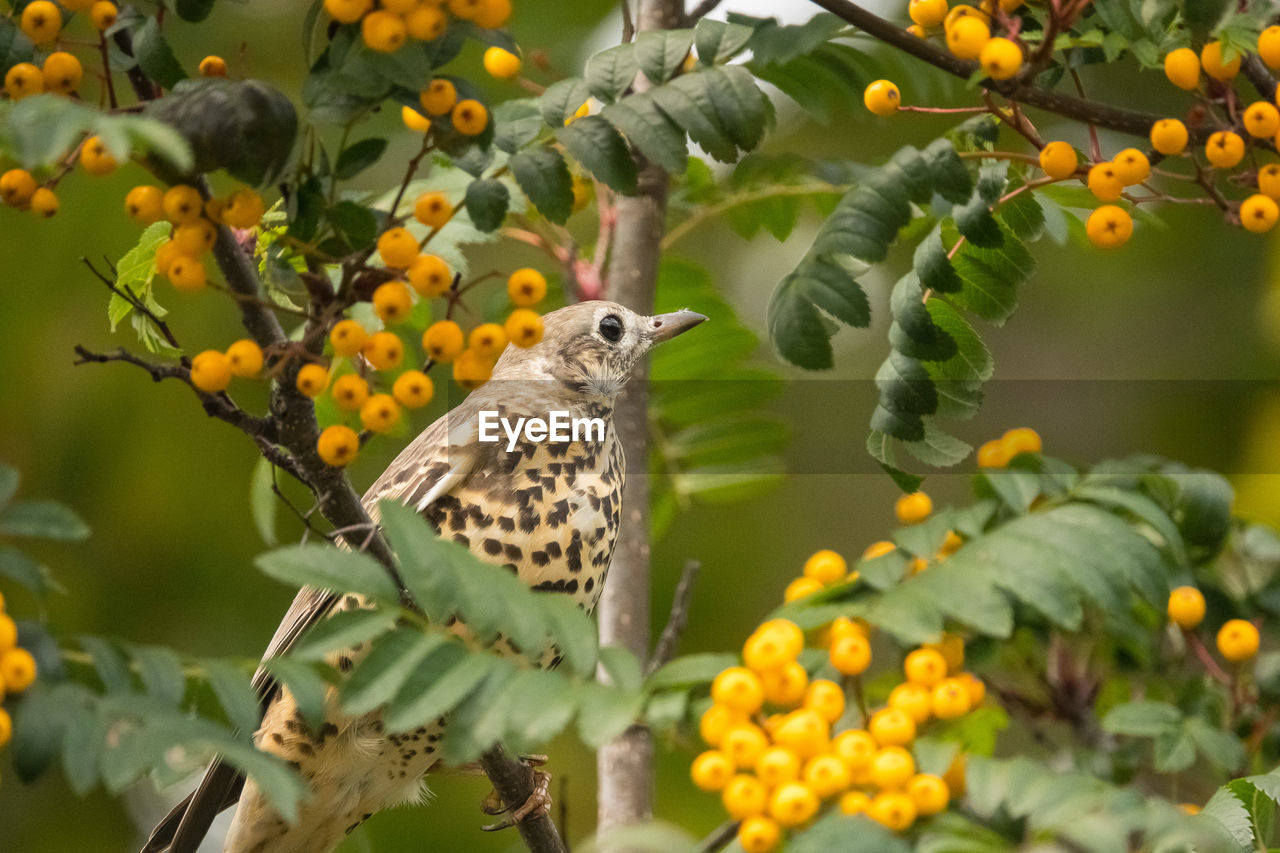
[334,137,387,179]
[556,115,638,194]
[645,652,738,690]
[131,645,186,706]
[539,78,591,126]
[509,146,573,224]
[1000,190,1046,240]
[133,18,187,89]
[464,178,510,232]
[78,635,132,694]
[915,228,962,294]
[948,224,1035,325]
[601,93,688,174]
[537,595,598,678]
[598,645,643,692]
[340,629,444,716]
[384,644,491,733]
[652,74,738,163]
[263,657,331,735]
[0,546,51,595]
[693,18,755,64]
[255,544,401,605]
[634,29,695,83]
[292,608,398,662]
[491,99,543,154]
[768,255,870,369]
[204,660,261,735]
[585,44,639,102]
[1201,785,1254,849]
[902,423,972,468]
[956,191,1003,248]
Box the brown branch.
[647,560,701,675]
[684,0,723,24]
[1242,54,1277,103]
[478,753,568,853]
[697,820,739,853]
[82,257,181,350]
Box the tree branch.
[647,560,701,675]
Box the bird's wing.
[143,409,481,853]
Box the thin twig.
[685,0,723,24]
[82,257,181,350]
[697,820,740,853]
[647,560,701,675]
[620,0,635,43]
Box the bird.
[144,300,707,853]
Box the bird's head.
[491,300,707,399]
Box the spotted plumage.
[144,301,705,853]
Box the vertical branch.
[596,0,682,837]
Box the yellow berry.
[1113,148,1150,185]
[1167,586,1206,629]
[868,790,917,831]
[931,677,973,719]
[831,730,877,773]
[453,349,494,390]
[743,625,798,673]
[154,241,182,277]
[317,424,360,467]
[507,267,547,306]
[829,634,871,676]
[1086,204,1133,249]
[168,256,207,292]
[768,781,820,827]
[803,679,846,723]
[483,46,521,79]
[414,191,453,229]
[505,309,544,349]
[711,666,765,714]
[362,10,407,53]
[0,169,37,207]
[863,79,901,116]
[1259,164,1280,199]
[392,370,434,408]
[360,393,401,433]
[1038,141,1077,181]
[784,575,823,602]
[722,774,769,820]
[803,549,846,584]
[408,254,453,297]
[895,491,932,524]
[372,281,414,325]
[1087,162,1124,201]
[173,220,216,255]
[80,136,119,177]
[959,671,986,706]
[909,0,948,27]
[1,648,36,692]
[1217,619,1261,661]
[1179,803,1201,815]
[452,99,489,135]
[423,320,466,362]
[323,0,372,24]
[1241,193,1280,233]
[223,188,265,229]
[89,1,118,31]
[722,723,769,768]
[198,55,228,78]
[907,23,926,37]
[362,331,404,371]
[42,52,83,94]
[0,614,16,652]
[164,185,205,225]
[889,681,933,724]
[946,15,989,60]
[4,62,42,100]
[226,339,264,378]
[402,105,433,133]
[377,228,419,269]
[27,188,56,218]
[190,350,232,393]
[977,438,1010,467]
[406,4,448,40]
[0,707,11,747]
[736,815,780,853]
[907,773,950,815]
[296,363,330,397]
[904,647,947,687]
[1245,102,1280,139]
[868,707,916,747]
[21,1,62,45]
[330,319,370,358]
[125,185,165,224]
[828,615,870,642]
[756,746,802,787]
[420,79,458,116]
[803,753,852,798]
[945,4,989,28]
[1260,25,1280,69]
[839,790,871,816]
[690,750,735,792]
[870,745,916,789]
[699,703,745,747]
[1163,47,1200,89]
[1150,119,1188,156]
[979,37,1022,80]
[760,660,809,706]
[448,0,484,18]
[332,374,370,411]
[472,0,512,28]
[1200,40,1239,81]
[468,322,508,359]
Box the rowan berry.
[980,37,1022,80]
[932,677,973,719]
[736,816,780,853]
[333,375,371,411]
[907,773,950,815]
[198,55,228,77]
[839,790,871,815]
[1113,148,1150,185]
[1037,141,1077,180]
[829,634,871,676]
[743,621,802,672]
[863,79,900,116]
[939,530,964,556]
[0,614,16,652]
[722,723,769,768]
[469,323,508,359]
[1164,585,1205,629]
[868,707,916,746]
[376,228,417,269]
[505,309,544,348]
[174,220,217,255]
[296,364,329,397]
[21,1,61,45]
[895,491,932,524]
[0,169,36,207]
[760,660,809,705]
[1088,163,1124,201]
[80,136,119,177]
[1261,25,1280,69]
[945,4,988,27]
[191,350,232,392]
[330,319,370,357]
[4,62,42,100]
[699,703,744,747]
[89,1,118,30]
[804,679,846,723]
[507,268,547,306]
[889,682,933,724]
[155,240,182,277]
[909,0,948,27]
[204,197,226,224]
[452,99,489,135]
[870,745,915,789]
[869,790,917,830]
[1241,194,1280,233]
[1246,102,1280,139]
[414,191,453,229]
[363,331,404,370]
[1150,119,1188,156]
[946,16,989,60]
[373,282,414,325]
[164,185,205,224]
[226,339,264,377]
[0,708,11,748]
[977,438,1009,467]
[317,424,359,467]
[324,0,371,23]
[907,24,926,37]
[1,648,35,692]
[784,575,823,601]
[756,746,802,787]
[408,254,453,297]
[959,671,986,706]
[484,47,521,79]
[360,393,401,433]
[803,754,852,798]
[772,709,829,758]
[168,256,207,292]
[448,0,484,17]
[769,781,820,827]
[42,52,83,94]
[691,750,734,791]
[423,320,466,362]
[407,5,448,40]
[1200,40,1239,81]
[1260,164,1280,199]
[1086,205,1133,249]
[926,632,965,673]
[362,10,407,53]
[390,370,432,409]
[223,189,265,229]
[421,79,458,115]
[125,185,164,224]
[402,105,432,133]
[473,0,512,28]
[1217,619,1260,661]
[828,615,869,641]
[381,0,418,12]
[723,774,769,820]
[712,666,765,713]
[831,729,877,773]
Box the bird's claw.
[480,768,552,831]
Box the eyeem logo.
[478,410,606,452]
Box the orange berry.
[768,781,820,827]
[330,319,369,357]
[1086,204,1133,249]
[332,374,370,411]
[483,46,521,79]
[507,267,547,306]
[699,703,745,747]
[1088,162,1124,201]
[452,350,494,389]
[868,707,916,747]
[420,79,458,116]
[1113,148,1150,185]
[784,575,823,602]
[831,729,878,772]
[360,393,401,433]
[1245,102,1280,138]
[1167,586,1206,629]
[317,424,359,467]
[295,364,330,397]
[868,790,917,830]
[979,37,1022,80]
[895,491,932,524]
[223,189,265,229]
[721,723,769,768]
[472,0,512,28]
[870,745,916,789]
[0,169,37,207]
[468,322,508,359]
[0,614,16,652]
[1,648,36,692]
[29,187,57,218]
[505,309,544,348]
[163,185,205,225]
[907,773,950,815]
[1259,163,1280,199]
[1217,619,1260,662]
[946,16,990,60]
[1200,40,1240,81]
[324,0,371,23]
[1164,47,1200,89]
[173,220,217,255]
[1150,119,1188,156]
[803,754,852,798]
[909,0,948,27]
[452,99,489,135]
[80,136,119,176]
[743,620,803,672]
[226,339,264,378]
[711,666,765,714]
[89,1,118,31]
[863,79,901,116]
[372,281,414,324]
[0,708,11,747]
[125,185,165,224]
[772,709,830,759]
[377,227,420,269]
[977,437,1011,467]
[722,774,769,820]
[1038,141,1077,181]
[803,549,847,584]
[1241,194,1280,233]
[408,254,453,297]
[402,105,433,132]
[803,679,846,723]
[392,370,434,408]
[829,634,871,676]
[889,682,933,724]
[904,647,948,687]
[690,750,734,791]
[190,351,232,393]
[839,790,871,816]
[168,256,207,293]
[362,331,404,371]
[4,62,43,100]
[760,660,809,706]
[42,51,83,94]
[1205,131,1245,169]
[755,746,802,787]
[198,55,228,77]
[414,191,454,229]
[362,9,407,53]
[406,4,448,40]
[931,677,973,719]
[736,815,781,853]
[423,320,466,362]
[21,1,62,45]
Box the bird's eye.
[598,314,623,343]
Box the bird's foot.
[480,767,552,831]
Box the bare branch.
[647,560,701,675]
[685,0,722,24]
[697,820,740,853]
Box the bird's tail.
[141,760,244,853]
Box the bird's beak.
[649,309,708,343]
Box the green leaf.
[702,66,768,152]
[585,44,639,102]
[0,17,36,77]
[131,645,186,706]
[537,595,598,678]
[12,684,73,782]
[340,629,444,716]
[328,199,376,251]
[915,228,962,294]
[1072,483,1188,567]
[694,18,755,64]
[133,18,188,89]
[78,636,132,694]
[871,350,935,442]
[955,191,1003,248]
[902,423,972,468]
[464,178,510,232]
[293,607,398,662]
[598,645,643,692]
[977,468,1041,513]
[384,644,492,733]
[1153,728,1196,772]
[651,74,738,163]
[745,13,848,65]
[577,683,644,748]
[1000,190,1046,240]
[0,500,89,540]
[262,657,331,735]
[634,29,695,83]
[539,77,591,126]
[947,224,1035,325]
[768,256,870,370]
[249,458,277,547]
[557,115,638,194]
[1201,784,1254,849]
[204,660,261,735]
[790,813,912,853]
[0,546,52,595]
[492,99,543,154]
[254,544,401,605]
[1186,717,1245,772]
[174,0,215,22]
[601,93,688,174]
[509,146,573,224]
[501,669,577,750]
[1101,700,1182,737]
[334,137,388,179]
[866,431,926,493]
[1171,468,1233,552]
[645,652,738,690]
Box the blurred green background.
[3,0,1280,849]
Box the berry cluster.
[324,0,510,55]
[693,491,990,850]
[0,592,39,774]
[1167,585,1262,663]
